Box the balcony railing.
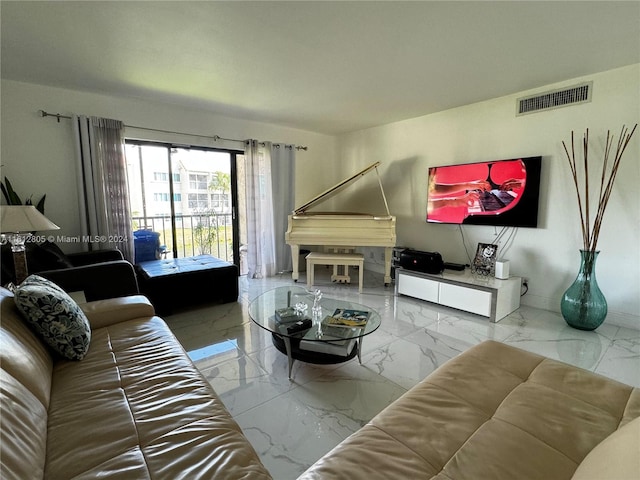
[132,213,234,262]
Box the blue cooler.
[133,229,161,263]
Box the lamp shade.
[0,205,60,233]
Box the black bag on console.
[399,249,444,274]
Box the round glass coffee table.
[249,286,381,379]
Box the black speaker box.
[399,249,444,275]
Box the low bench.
[135,254,238,314]
[306,251,364,293]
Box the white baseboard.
[520,294,640,331]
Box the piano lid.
[294,162,390,215]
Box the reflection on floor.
[164,269,640,480]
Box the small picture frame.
[472,243,498,276]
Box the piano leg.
[384,246,392,286]
[290,244,300,282]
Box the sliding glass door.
[125,141,241,268]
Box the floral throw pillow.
[19,274,67,292]
[14,275,91,360]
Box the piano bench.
[326,247,356,280]
[306,252,364,293]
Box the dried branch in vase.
[562,124,637,253]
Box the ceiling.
[2,1,639,135]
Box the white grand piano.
[285,162,397,285]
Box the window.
[153,193,169,202]
[189,174,208,190]
[211,193,230,210]
[188,193,209,210]
[125,141,240,265]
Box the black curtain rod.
[38,110,308,151]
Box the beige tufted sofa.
[299,340,640,480]
[0,287,271,479]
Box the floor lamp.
[0,205,60,284]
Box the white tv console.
[395,268,522,322]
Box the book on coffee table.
[298,320,357,357]
[326,308,370,328]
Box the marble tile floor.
[164,269,640,480]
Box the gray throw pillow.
[14,275,91,360]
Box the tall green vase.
[561,250,607,331]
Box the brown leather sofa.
[299,340,640,480]
[0,287,272,479]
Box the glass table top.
[248,286,381,343]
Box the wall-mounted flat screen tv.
[426,156,542,227]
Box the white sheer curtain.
[269,142,296,273]
[244,140,276,278]
[73,115,134,262]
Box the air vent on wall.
[516,82,592,116]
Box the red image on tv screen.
[427,158,538,226]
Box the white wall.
[336,65,640,330]
[0,78,337,253]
